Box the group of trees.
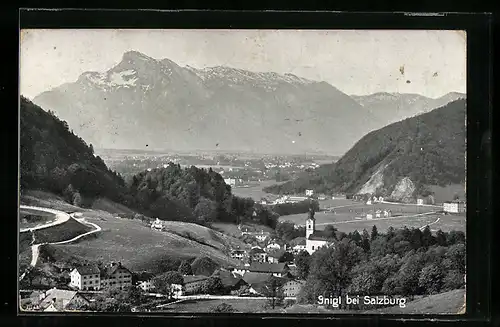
[270,199,320,216]
[295,225,465,308]
[263,99,466,199]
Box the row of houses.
[363,209,393,220]
[137,263,306,298]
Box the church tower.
[306,207,316,239]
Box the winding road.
[19,206,101,282]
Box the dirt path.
[19,205,71,233]
[19,211,101,282]
[419,216,441,231]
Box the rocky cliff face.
[390,177,416,202]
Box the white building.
[305,209,334,255]
[70,265,101,291]
[151,218,164,231]
[138,280,155,292]
[417,198,424,205]
[366,199,372,205]
[443,201,466,213]
[266,242,281,251]
[383,209,392,217]
[375,210,382,218]
[366,213,373,220]
[224,178,236,187]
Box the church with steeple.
[305,207,335,255]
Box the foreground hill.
[33,205,240,274]
[350,92,465,126]
[364,289,465,314]
[265,99,466,201]
[33,50,381,155]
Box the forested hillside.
[264,99,466,198]
[20,96,129,205]
[20,96,277,227]
[128,165,279,227]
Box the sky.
[20,29,466,99]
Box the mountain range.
[32,50,464,156]
[264,99,466,201]
[350,92,465,126]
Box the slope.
[20,96,129,205]
[264,99,466,200]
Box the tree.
[275,221,297,242]
[151,271,183,298]
[442,270,465,291]
[191,256,219,276]
[209,302,235,313]
[178,260,193,275]
[263,276,286,309]
[278,251,294,263]
[435,230,447,246]
[443,243,466,274]
[361,229,370,253]
[294,250,311,279]
[418,264,444,295]
[72,192,82,207]
[202,276,225,295]
[323,225,338,240]
[194,197,217,224]
[370,225,378,241]
[421,226,435,248]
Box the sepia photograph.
[18,29,466,315]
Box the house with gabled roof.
[70,265,101,291]
[37,288,90,312]
[100,262,133,290]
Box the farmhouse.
[305,209,335,255]
[215,270,247,292]
[249,247,268,263]
[37,288,90,312]
[383,209,392,217]
[182,275,209,295]
[69,265,101,291]
[224,178,236,186]
[69,262,132,291]
[99,262,133,290]
[366,212,373,220]
[266,242,281,251]
[375,210,382,218]
[235,262,290,278]
[230,249,246,260]
[266,251,282,264]
[282,279,306,297]
[138,280,155,292]
[151,218,164,231]
[443,201,466,213]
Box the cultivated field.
[48,209,238,273]
[278,200,464,233]
[231,180,285,201]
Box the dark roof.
[183,275,209,284]
[100,264,132,278]
[231,250,246,255]
[74,265,100,275]
[242,272,273,285]
[248,262,288,274]
[290,237,306,246]
[267,249,285,258]
[249,247,265,254]
[216,270,247,288]
[38,288,87,311]
[307,230,334,241]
